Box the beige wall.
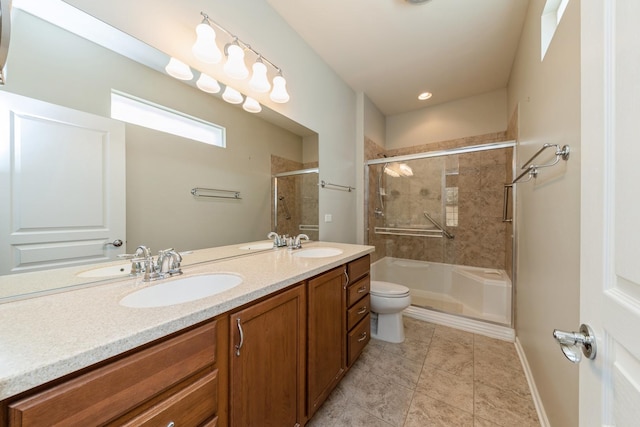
[507,0,581,426]
[4,11,304,252]
[386,89,508,150]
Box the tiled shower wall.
[365,132,513,277]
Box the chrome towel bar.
[320,180,355,192]
[191,187,241,199]
[512,143,570,184]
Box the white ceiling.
[267,0,530,116]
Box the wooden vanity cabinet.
[6,319,226,427]
[345,255,371,367]
[229,283,306,427]
[306,266,347,418]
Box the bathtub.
[371,257,512,325]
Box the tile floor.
[307,316,540,427]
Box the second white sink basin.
[120,273,243,308]
[292,247,343,258]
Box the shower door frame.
[364,140,518,327]
[273,167,319,235]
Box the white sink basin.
[238,242,274,250]
[119,273,243,308]
[77,263,131,278]
[292,247,343,258]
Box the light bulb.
[196,73,221,93]
[270,75,290,103]
[223,44,249,79]
[192,22,222,64]
[222,86,243,104]
[165,57,193,81]
[243,97,262,113]
[249,61,271,93]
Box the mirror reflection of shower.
[273,168,319,241]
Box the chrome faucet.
[157,248,183,277]
[289,234,309,250]
[268,231,288,247]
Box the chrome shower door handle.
[553,324,597,363]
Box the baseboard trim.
[403,306,515,341]
[515,337,550,427]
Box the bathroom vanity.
[0,242,373,426]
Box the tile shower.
[365,134,515,327]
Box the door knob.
[553,323,597,363]
[106,239,123,247]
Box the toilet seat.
[370,280,410,298]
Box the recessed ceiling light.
[406,0,432,4]
[418,92,433,101]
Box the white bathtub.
[371,257,512,325]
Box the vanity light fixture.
[165,57,193,81]
[190,11,290,103]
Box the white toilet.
[370,280,411,343]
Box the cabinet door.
[229,284,305,427]
[307,267,346,417]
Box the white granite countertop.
[0,241,374,401]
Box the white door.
[580,1,640,425]
[0,92,126,274]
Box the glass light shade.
[269,75,290,103]
[165,57,193,81]
[242,97,262,113]
[249,61,271,93]
[196,73,221,94]
[399,163,414,176]
[223,44,249,79]
[192,23,222,64]
[383,165,400,178]
[222,86,243,104]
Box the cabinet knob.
[167,422,175,427]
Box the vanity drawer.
[347,314,371,366]
[119,370,218,427]
[8,321,217,427]
[347,294,370,330]
[347,275,370,307]
[347,254,370,284]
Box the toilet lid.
[370,280,410,297]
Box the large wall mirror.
[0,2,319,300]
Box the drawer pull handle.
[357,306,367,315]
[358,332,368,342]
[344,270,349,288]
[235,318,244,357]
[357,286,367,293]
[167,422,175,427]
